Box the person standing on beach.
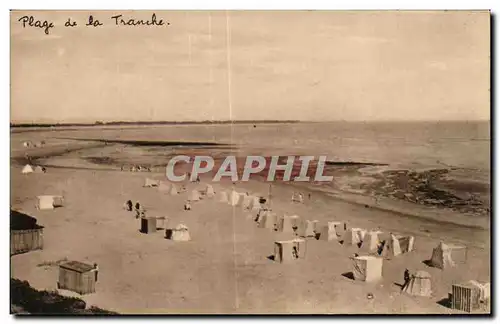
[403,269,411,289]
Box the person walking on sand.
[125,200,133,212]
[91,263,99,282]
[403,269,411,289]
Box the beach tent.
[318,221,344,241]
[342,228,367,246]
[217,190,229,203]
[205,184,215,197]
[169,184,179,195]
[241,194,254,210]
[429,242,467,270]
[360,230,384,253]
[22,165,34,174]
[402,271,432,297]
[296,219,316,238]
[36,195,64,210]
[228,190,242,206]
[144,178,160,187]
[277,215,300,233]
[158,181,170,192]
[34,166,46,173]
[257,211,277,230]
[248,196,262,211]
[351,255,383,282]
[188,190,201,201]
[380,234,402,257]
[380,233,415,257]
[166,224,191,241]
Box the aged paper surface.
[10,10,490,314]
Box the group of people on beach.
[291,192,311,203]
[124,200,146,218]
[121,165,152,172]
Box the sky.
[10,10,490,123]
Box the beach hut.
[21,164,34,174]
[402,271,432,297]
[274,239,306,263]
[452,282,482,312]
[36,195,64,210]
[10,210,44,256]
[351,255,383,282]
[58,261,97,295]
[140,217,157,234]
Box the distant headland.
[10,120,301,128]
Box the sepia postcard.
[9,10,491,315]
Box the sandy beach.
[10,124,490,314]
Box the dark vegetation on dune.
[10,279,117,315]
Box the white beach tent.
[402,271,432,297]
[248,196,262,211]
[360,230,384,253]
[429,242,467,269]
[22,164,34,174]
[169,184,179,195]
[205,184,215,197]
[167,224,191,241]
[36,195,64,210]
[228,190,242,206]
[34,165,46,173]
[144,178,160,187]
[319,221,344,241]
[297,219,316,238]
[158,181,171,192]
[241,194,253,210]
[342,228,367,246]
[381,234,415,258]
[188,189,201,201]
[216,190,229,203]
